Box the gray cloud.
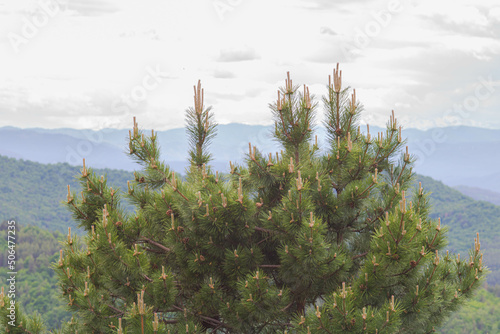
[304,39,352,64]
[385,49,500,88]
[300,0,369,11]
[211,87,265,102]
[245,87,266,98]
[302,40,500,129]
[373,49,500,128]
[0,87,137,129]
[213,69,236,79]
[119,29,161,40]
[217,48,260,62]
[67,0,121,16]
[211,92,247,102]
[422,12,500,38]
[320,26,338,36]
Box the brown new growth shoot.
[194,80,204,115]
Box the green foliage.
[185,80,217,169]
[52,66,485,333]
[271,73,317,163]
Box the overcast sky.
[1,0,499,130]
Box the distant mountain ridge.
[1,124,500,191]
[454,185,500,206]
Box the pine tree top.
[22,63,487,334]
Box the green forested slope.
[0,155,133,234]
[440,285,500,333]
[417,175,500,285]
[0,223,71,330]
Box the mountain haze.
[1,125,500,191]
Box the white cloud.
[489,7,500,21]
[0,0,499,130]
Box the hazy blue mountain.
[0,124,282,173]
[392,126,500,191]
[0,127,134,170]
[454,185,500,206]
[1,124,499,191]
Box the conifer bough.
[36,64,485,333]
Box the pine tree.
[49,64,485,333]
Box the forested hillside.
[417,175,500,285]
[0,223,71,329]
[0,155,132,234]
[440,285,500,333]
